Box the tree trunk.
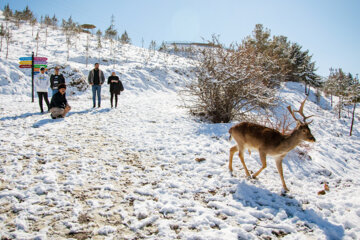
[6,41,9,59]
[45,28,47,49]
[330,94,333,107]
[338,97,342,119]
[349,102,356,136]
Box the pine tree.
[3,4,13,22]
[62,16,76,60]
[22,5,33,21]
[96,29,102,61]
[120,31,131,44]
[51,14,58,28]
[242,24,320,89]
[346,77,360,136]
[30,16,37,36]
[0,24,4,52]
[14,10,23,27]
[44,15,52,48]
[159,41,168,52]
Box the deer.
[228,98,316,192]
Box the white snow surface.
[1,11,360,240]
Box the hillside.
[1,11,360,240]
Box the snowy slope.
[1,10,360,240]
[0,10,194,96]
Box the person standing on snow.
[88,63,105,108]
[49,83,71,119]
[107,70,124,108]
[35,67,50,113]
[50,66,65,96]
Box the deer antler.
[287,97,314,124]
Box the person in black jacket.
[107,70,124,108]
[49,83,71,119]
[88,63,105,108]
[50,66,65,95]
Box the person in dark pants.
[35,67,50,113]
[50,66,65,95]
[49,83,71,119]
[108,70,124,108]
[88,63,105,108]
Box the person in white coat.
[35,67,50,113]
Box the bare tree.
[5,28,12,59]
[345,77,360,136]
[35,30,40,56]
[184,36,278,123]
[81,24,96,67]
[105,15,118,66]
[62,16,76,60]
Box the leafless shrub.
[183,36,278,123]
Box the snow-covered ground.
[1,10,360,240]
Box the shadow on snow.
[233,181,344,240]
[32,108,112,128]
[0,112,43,121]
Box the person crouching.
[49,83,71,119]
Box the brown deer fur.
[228,99,316,192]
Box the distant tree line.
[184,24,322,123]
[1,4,132,60]
[183,23,359,134]
[323,68,360,135]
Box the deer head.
[287,97,316,142]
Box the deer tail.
[228,128,233,141]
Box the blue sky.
[1,0,359,77]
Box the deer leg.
[252,151,267,179]
[275,157,289,192]
[238,149,251,177]
[229,145,238,172]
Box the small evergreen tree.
[159,41,168,52]
[149,40,156,51]
[14,10,23,27]
[30,16,37,36]
[62,16,76,60]
[0,24,4,52]
[346,77,360,136]
[96,29,103,61]
[3,4,13,21]
[51,14,58,28]
[44,15,52,48]
[120,30,131,44]
[22,5,33,21]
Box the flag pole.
[31,52,34,102]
